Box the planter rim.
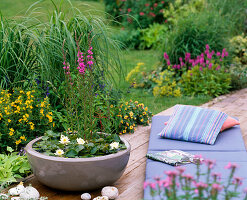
[25,136,131,162]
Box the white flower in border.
[54,149,64,156]
[77,138,85,145]
[59,135,70,145]
[110,142,119,150]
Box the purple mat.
[148,115,245,151]
[144,115,247,200]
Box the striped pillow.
[159,105,228,145]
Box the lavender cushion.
[159,105,228,144]
[148,116,245,151]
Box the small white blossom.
[110,142,119,150]
[59,135,70,145]
[77,138,85,145]
[54,149,64,156]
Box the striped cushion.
[159,105,228,145]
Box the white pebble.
[11,197,21,200]
[81,193,91,200]
[0,193,9,199]
[19,186,40,200]
[101,186,119,199]
[93,196,109,200]
[8,185,25,196]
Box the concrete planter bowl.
[25,137,131,191]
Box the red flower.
[150,7,153,10]
[154,3,158,7]
[139,12,145,16]
[161,1,165,3]
[145,3,149,7]
[127,8,131,12]
[149,12,156,17]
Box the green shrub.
[163,10,229,64]
[140,23,168,49]
[0,87,55,152]
[180,65,231,96]
[104,0,170,29]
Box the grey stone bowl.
[25,137,131,191]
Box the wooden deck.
[5,88,247,200]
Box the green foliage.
[140,23,168,49]
[230,34,247,66]
[0,150,31,187]
[229,65,247,91]
[0,87,55,152]
[163,10,229,64]
[163,0,206,26]
[180,65,231,97]
[33,130,126,158]
[104,0,169,29]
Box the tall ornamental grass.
[0,2,123,95]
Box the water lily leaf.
[66,149,77,158]
[75,145,85,153]
[90,147,98,155]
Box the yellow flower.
[126,123,129,126]
[15,140,21,145]
[20,136,26,141]
[143,112,147,115]
[130,126,133,130]
[7,119,11,123]
[134,101,138,104]
[125,102,128,105]
[53,122,55,127]
[141,119,144,122]
[129,111,133,117]
[40,108,44,116]
[123,130,126,134]
[110,105,113,108]
[121,120,123,124]
[145,107,148,111]
[124,116,128,119]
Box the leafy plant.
[140,23,168,49]
[0,87,55,152]
[0,147,31,188]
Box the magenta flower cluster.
[144,157,247,200]
[164,44,229,71]
[76,46,94,75]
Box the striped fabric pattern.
[159,105,228,145]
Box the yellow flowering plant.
[111,100,153,135]
[0,88,55,152]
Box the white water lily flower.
[60,135,70,145]
[54,149,64,156]
[77,138,85,145]
[110,142,119,150]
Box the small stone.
[93,196,109,200]
[11,197,21,200]
[0,193,9,199]
[101,186,119,199]
[81,193,91,200]
[8,184,25,196]
[19,186,40,200]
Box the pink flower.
[164,52,169,60]
[150,182,156,189]
[154,3,158,7]
[208,63,213,69]
[182,174,194,181]
[216,52,221,56]
[194,189,199,194]
[167,60,171,66]
[206,44,210,50]
[165,170,178,177]
[161,1,165,4]
[212,172,221,181]
[212,183,223,191]
[149,12,156,17]
[150,7,154,10]
[140,12,145,16]
[216,65,221,71]
[206,60,209,65]
[145,3,149,7]
[176,166,186,174]
[233,177,243,186]
[159,9,163,13]
[224,162,239,169]
[199,67,203,71]
[195,182,208,189]
[127,8,131,13]
[204,159,216,169]
[243,187,247,193]
[143,181,149,189]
